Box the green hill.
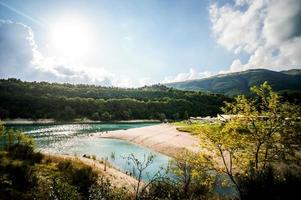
[165,69,301,97]
[0,79,229,120]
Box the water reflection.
[6,123,169,180]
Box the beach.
[99,123,200,157]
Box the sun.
[49,17,93,57]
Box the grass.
[173,121,220,136]
[0,150,102,200]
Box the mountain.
[165,69,301,97]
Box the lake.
[6,122,237,197]
[6,122,170,181]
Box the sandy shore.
[99,124,200,157]
[44,153,138,190]
[3,119,56,124]
[2,118,159,125]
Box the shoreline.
[99,124,200,158]
[2,118,160,125]
[44,153,139,190]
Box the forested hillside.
[166,69,301,99]
[0,79,229,121]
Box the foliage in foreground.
[181,82,301,199]
[0,124,214,200]
[0,124,128,200]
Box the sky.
[0,0,300,87]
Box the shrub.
[8,144,43,163]
[57,160,73,171]
[71,166,98,196]
[49,176,80,200]
[8,144,34,160]
[57,160,98,197]
[237,167,301,200]
[6,163,37,189]
[89,177,132,200]
[145,180,181,200]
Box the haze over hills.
[165,69,301,97]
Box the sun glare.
[49,17,93,57]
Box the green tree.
[156,113,166,122]
[182,111,189,120]
[198,82,301,198]
[0,79,228,121]
[0,124,34,151]
[91,112,100,121]
[100,112,111,121]
[170,150,213,198]
[57,106,76,121]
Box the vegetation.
[1,82,300,200]
[176,82,301,199]
[166,68,301,101]
[0,124,215,200]
[0,123,131,200]
[0,78,229,121]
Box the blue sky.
[0,0,300,87]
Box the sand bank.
[2,118,159,125]
[99,124,200,157]
[44,153,138,190]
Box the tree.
[124,153,167,200]
[172,113,180,120]
[57,106,76,121]
[100,112,111,121]
[0,79,228,121]
[0,107,9,119]
[0,124,34,151]
[91,112,100,121]
[183,111,189,120]
[156,113,166,122]
[198,82,301,199]
[170,150,213,198]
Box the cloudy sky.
[0,0,300,87]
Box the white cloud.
[0,20,36,78]
[0,20,150,88]
[162,68,213,83]
[210,0,301,72]
[139,77,155,86]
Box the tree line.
[0,79,229,121]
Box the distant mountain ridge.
[165,69,301,97]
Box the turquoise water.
[5,123,237,197]
[6,123,170,180]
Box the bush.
[71,166,98,196]
[238,167,301,200]
[89,177,132,200]
[57,160,98,197]
[5,163,37,189]
[57,160,73,171]
[32,151,43,163]
[8,144,43,163]
[8,144,34,159]
[49,176,80,200]
[145,180,181,200]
